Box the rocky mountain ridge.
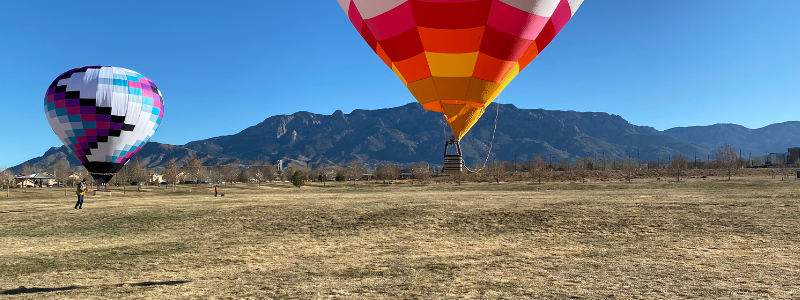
[10,103,798,172]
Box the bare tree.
[491,159,506,184]
[115,162,132,195]
[669,155,688,182]
[527,155,548,184]
[411,161,431,183]
[261,164,276,183]
[778,161,788,181]
[183,155,206,184]
[375,162,400,182]
[163,158,182,192]
[573,158,589,183]
[280,166,295,182]
[220,163,240,184]
[183,155,206,185]
[557,159,570,172]
[315,164,329,184]
[129,160,149,190]
[117,162,132,186]
[305,167,319,183]
[20,163,32,192]
[238,166,255,183]
[751,157,763,168]
[716,144,738,180]
[347,160,366,185]
[50,158,71,196]
[621,156,636,182]
[251,162,264,185]
[1,168,14,197]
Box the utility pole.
[492,157,500,184]
[602,150,606,171]
[306,160,310,182]
[638,150,641,170]
[513,154,518,172]
[694,151,697,169]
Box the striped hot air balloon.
[337,0,583,140]
[44,66,164,184]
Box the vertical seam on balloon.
[453,0,495,140]
[468,0,496,110]
[406,1,444,120]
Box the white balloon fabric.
[44,66,164,183]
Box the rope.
[463,102,499,173]
[442,113,448,143]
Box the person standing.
[214,185,218,197]
[75,178,87,209]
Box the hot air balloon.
[44,66,164,184]
[337,0,583,173]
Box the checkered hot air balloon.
[337,0,583,140]
[44,66,164,184]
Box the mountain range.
[10,103,800,172]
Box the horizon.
[1,1,799,168]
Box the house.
[15,173,57,187]
[790,148,800,167]
[748,147,800,167]
[150,174,164,184]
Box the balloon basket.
[444,155,464,175]
[443,137,463,175]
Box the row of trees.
[477,144,799,183]
[4,144,799,192]
[148,157,436,187]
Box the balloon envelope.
[338,0,583,139]
[44,66,164,183]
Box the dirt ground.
[1,179,799,299]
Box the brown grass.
[1,179,800,299]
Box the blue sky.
[1,1,798,168]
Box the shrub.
[335,172,346,182]
[291,171,305,187]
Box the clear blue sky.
[1,1,798,168]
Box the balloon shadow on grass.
[1,280,190,295]
[1,286,86,295]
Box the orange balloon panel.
[338,0,583,139]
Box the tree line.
[2,143,799,194]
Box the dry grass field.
[1,178,800,299]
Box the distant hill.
[664,122,800,156]
[11,102,796,172]
[11,142,238,173]
[181,102,712,167]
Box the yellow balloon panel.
[402,63,519,139]
[441,103,485,140]
[425,52,479,77]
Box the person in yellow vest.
[75,178,87,209]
